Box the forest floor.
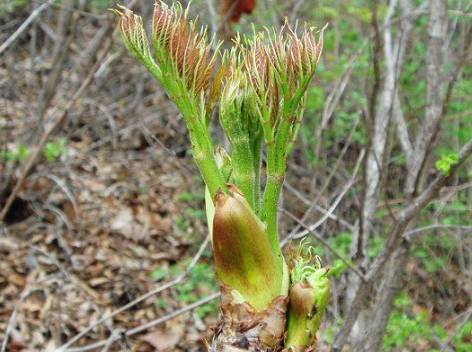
[0,114,220,351]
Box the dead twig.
[293,116,360,237]
[281,208,366,280]
[404,224,472,241]
[0,0,56,55]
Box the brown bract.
[289,282,315,316]
[117,7,135,37]
[272,26,323,89]
[210,285,288,351]
[285,28,323,87]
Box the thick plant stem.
[262,171,284,258]
[231,138,257,210]
[177,97,225,199]
[286,312,312,350]
[210,286,289,351]
[262,97,295,254]
[193,140,225,198]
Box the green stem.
[286,311,311,349]
[193,144,225,197]
[251,134,263,215]
[262,144,285,258]
[262,173,283,251]
[262,102,294,251]
[177,97,225,198]
[231,136,256,209]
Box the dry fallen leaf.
[141,323,185,351]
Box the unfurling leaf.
[285,245,330,350]
[152,1,218,99]
[113,5,161,80]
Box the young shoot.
[115,2,327,349]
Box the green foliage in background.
[44,138,67,162]
[435,152,460,176]
[385,294,471,351]
[0,138,67,164]
[151,258,218,319]
[0,144,31,162]
[0,0,27,16]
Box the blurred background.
[0,0,471,351]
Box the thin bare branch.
[284,149,365,242]
[0,0,56,55]
[404,224,472,240]
[281,208,366,280]
[405,0,449,196]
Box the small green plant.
[44,138,67,162]
[384,294,432,349]
[286,244,331,350]
[0,144,31,163]
[90,0,114,11]
[0,139,68,164]
[176,190,206,233]
[455,320,472,352]
[412,246,446,274]
[116,2,327,349]
[435,151,459,176]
